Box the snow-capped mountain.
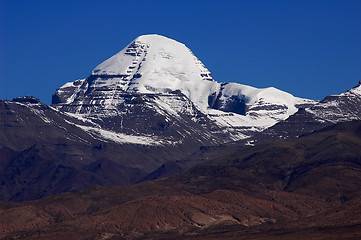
[306,82,361,123]
[3,34,361,202]
[52,34,315,143]
[249,82,361,143]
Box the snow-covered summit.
[91,34,216,110]
[88,34,313,112]
[53,34,317,143]
[344,81,361,96]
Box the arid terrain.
[1,120,361,239]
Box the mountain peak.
[92,34,201,77]
[135,34,184,45]
[348,81,361,95]
[53,35,315,142]
[90,34,216,110]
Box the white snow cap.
[54,34,317,142]
[90,34,313,112]
[92,34,218,110]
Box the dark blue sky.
[1,0,360,104]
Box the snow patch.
[77,125,165,146]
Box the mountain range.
[1,34,361,239]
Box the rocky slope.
[0,97,202,201]
[1,120,361,239]
[250,81,361,144]
[138,82,361,179]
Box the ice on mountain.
[53,34,317,144]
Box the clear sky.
[1,0,360,104]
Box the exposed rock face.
[208,83,247,115]
[13,96,41,104]
[53,85,225,146]
[306,82,361,123]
